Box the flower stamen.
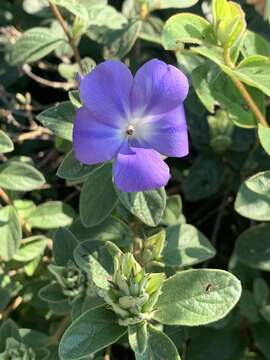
[126,124,135,136]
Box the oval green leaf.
[80,163,118,227]
[162,13,215,50]
[37,101,75,141]
[117,187,166,227]
[235,224,270,271]
[0,130,14,154]
[26,201,75,229]
[0,161,45,191]
[153,269,242,326]
[235,171,270,221]
[10,27,65,65]
[59,306,127,359]
[0,206,22,261]
[163,224,216,267]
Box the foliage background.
[1,0,270,359]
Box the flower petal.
[131,59,189,116]
[73,107,123,165]
[130,105,189,157]
[113,147,170,192]
[80,60,133,127]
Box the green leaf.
[26,201,75,229]
[241,30,270,58]
[0,161,45,191]
[58,57,95,81]
[22,0,48,15]
[233,55,270,97]
[13,200,36,219]
[131,325,180,360]
[0,130,14,154]
[53,228,78,266]
[59,306,127,359]
[57,150,102,181]
[13,235,48,262]
[0,206,22,261]
[182,154,224,201]
[103,20,142,60]
[39,282,67,303]
[235,171,270,221]
[0,289,11,312]
[239,289,260,323]
[128,322,148,356]
[191,63,263,128]
[185,328,246,360]
[212,0,246,48]
[70,216,133,246]
[147,326,180,360]
[163,224,216,267]
[162,13,216,51]
[36,101,75,141]
[252,322,270,360]
[49,0,88,21]
[117,187,166,227]
[161,195,184,226]
[258,124,270,155]
[253,278,269,307]
[80,163,118,227]
[154,269,242,326]
[235,224,270,271]
[74,240,110,289]
[68,90,81,108]
[140,16,163,45]
[87,5,127,31]
[10,27,65,65]
[19,329,48,349]
[147,0,199,10]
[0,319,20,351]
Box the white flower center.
[125,124,135,136]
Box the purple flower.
[73,59,189,192]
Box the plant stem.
[48,315,70,346]
[223,47,269,128]
[0,296,23,321]
[0,187,32,236]
[48,2,84,73]
[0,187,11,205]
[22,64,76,91]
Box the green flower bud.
[2,338,35,360]
[208,110,234,154]
[115,273,131,296]
[61,261,86,299]
[99,251,165,326]
[122,253,134,279]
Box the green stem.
[48,2,84,73]
[223,47,268,128]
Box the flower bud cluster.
[99,252,165,326]
[140,230,165,265]
[2,338,35,360]
[60,261,86,299]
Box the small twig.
[37,61,58,71]
[15,126,52,143]
[48,1,84,73]
[47,315,70,346]
[0,187,12,205]
[224,47,269,128]
[22,64,76,91]
[104,346,111,360]
[0,296,23,321]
